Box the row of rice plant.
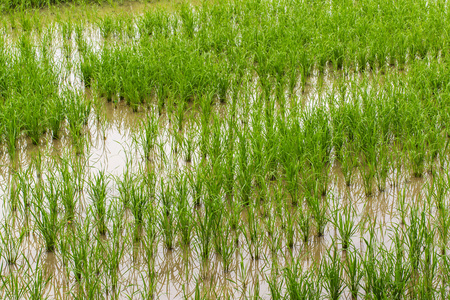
[0,142,449,299]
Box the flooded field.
[1,0,450,299]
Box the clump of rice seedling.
[24,251,51,300]
[321,244,344,300]
[64,89,91,149]
[87,171,108,235]
[298,205,311,244]
[242,204,263,260]
[130,176,149,242]
[175,174,193,247]
[284,258,320,299]
[0,218,25,265]
[57,156,77,221]
[331,200,357,249]
[32,177,60,252]
[344,247,363,299]
[138,109,159,161]
[307,189,328,237]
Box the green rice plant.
[116,165,133,208]
[389,227,411,300]
[266,273,283,300]
[359,162,376,197]
[183,124,196,163]
[80,239,105,299]
[285,160,300,206]
[23,251,51,300]
[57,156,77,221]
[298,205,311,244]
[68,220,90,282]
[375,142,390,192]
[98,15,115,39]
[144,205,158,261]
[130,178,149,243]
[8,176,21,211]
[0,218,25,265]
[344,247,363,299]
[64,89,91,146]
[175,174,193,247]
[159,201,176,250]
[331,200,357,249]
[138,109,159,161]
[307,190,328,237]
[362,225,409,299]
[48,95,65,140]
[14,165,33,210]
[218,219,234,273]
[228,197,242,233]
[32,178,60,252]
[339,142,356,187]
[2,101,22,161]
[283,258,320,300]
[236,128,252,206]
[282,204,296,249]
[174,101,188,132]
[405,205,426,271]
[265,205,282,256]
[87,171,108,235]
[104,203,126,292]
[1,268,27,300]
[139,265,158,300]
[23,94,46,146]
[406,129,427,178]
[58,227,71,268]
[436,196,450,254]
[80,49,97,88]
[188,165,204,207]
[242,204,263,260]
[195,209,214,263]
[321,243,344,300]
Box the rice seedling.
[242,204,263,260]
[64,89,91,147]
[0,218,25,265]
[307,190,329,237]
[138,109,159,161]
[331,200,357,249]
[282,204,296,249]
[344,247,363,299]
[68,220,90,283]
[116,164,133,208]
[321,243,344,300]
[284,258,320,300]
[24,251,51,300]
[103,203,126,292]
[1,268,27,300]
[175,174,193,247]
[405,206,427,272]
[87,171,108,235]
[159,193,176,250]
[57,156,77,221]
[195,208,214,263]
[32,177,60,252]
[217,219,234,273]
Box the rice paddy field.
[2,0,450,298]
